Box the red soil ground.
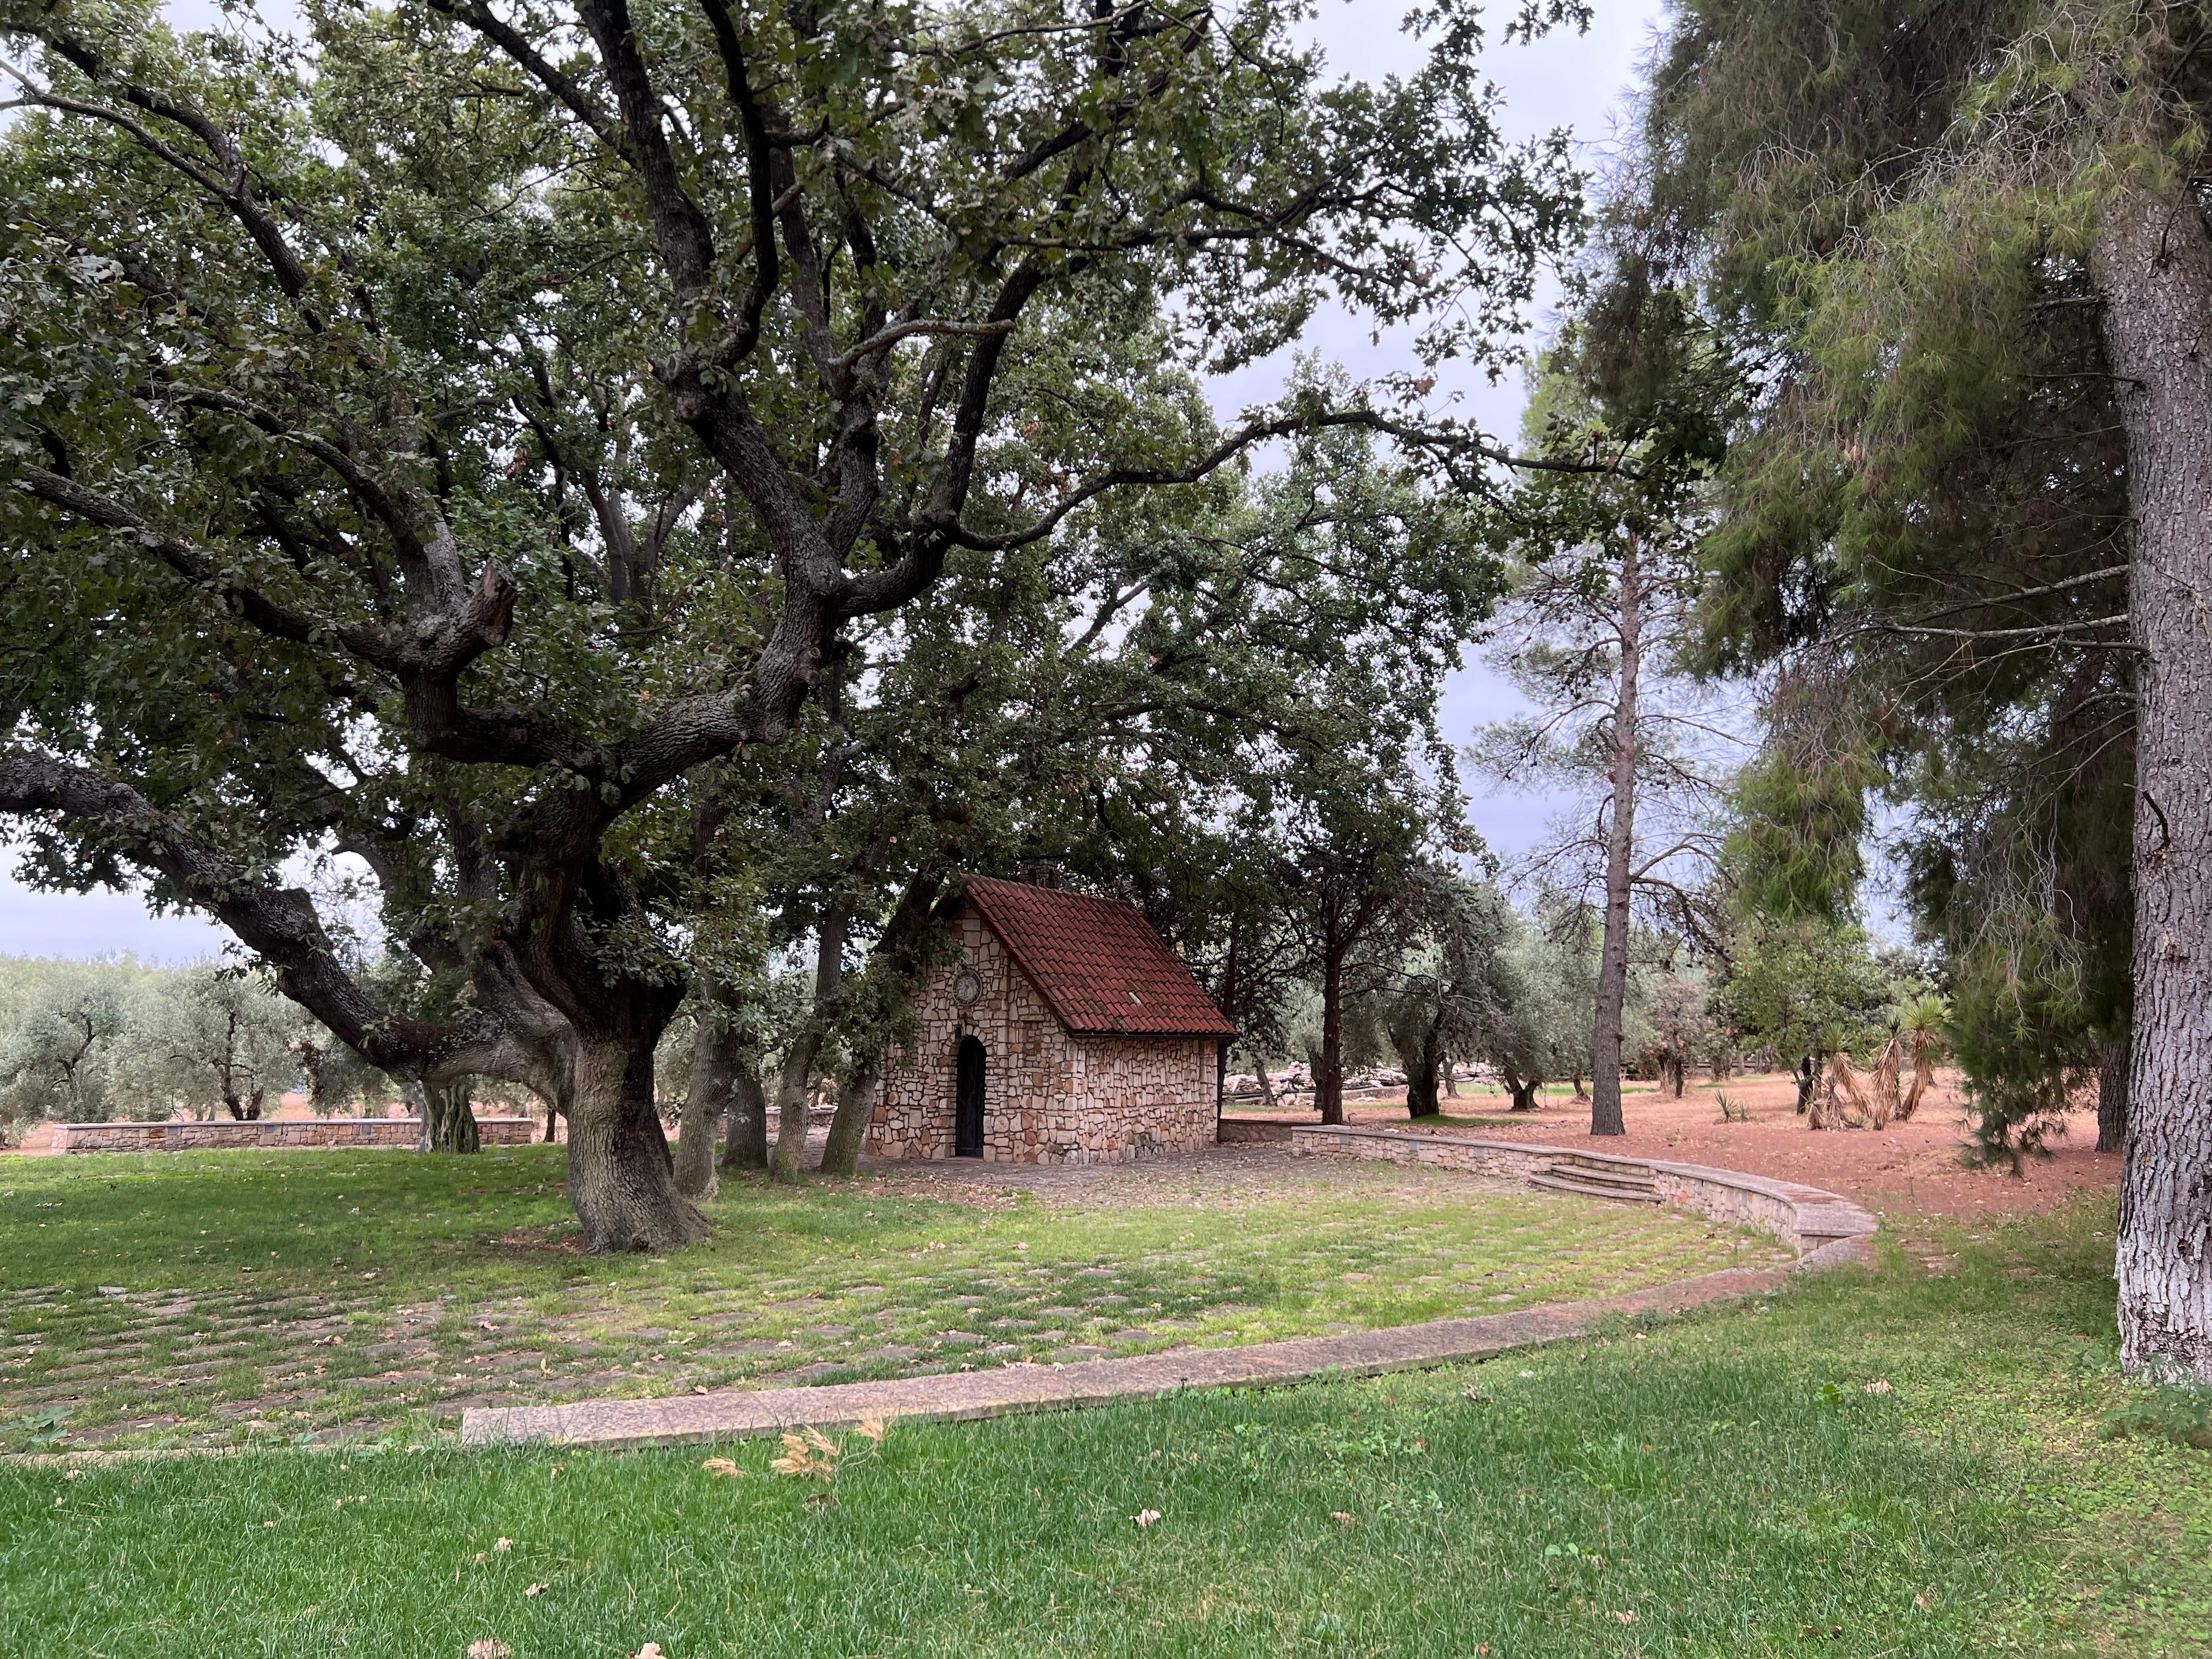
[1319,1070,2120,1224]
[13,1070,2121,1230]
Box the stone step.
[1547,1155,1659,1187]
[1527,1170,1663,1204]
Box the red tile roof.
[963,876,1237,1039]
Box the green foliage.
[1722,723,1876,926]
[106,964,303,1121]
[1716,918,1895,1068]
[1632,0,2175,1149]
[0,956,149,1133]
[0,0,1582,1232]
[0,956,353,1134]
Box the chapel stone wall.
[866,906,1218,1164]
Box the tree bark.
[565,1041,710,1251]
[2098,1034,2130,1156]
[1795,1054,1815,1114]
[1316,943,1346,1125]
[674,1007,737,1199]
[1589,534,1643,1138]
[772,904,850,1181]
[1403,1019,1442,1119]
[416,1079,481,1153]
[722,1060,769,1169]
[2098,187,2212,1380]
[817,1056,879,1176]
[1252,1053,1278,1111]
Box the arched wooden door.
[955,1035,986,1158]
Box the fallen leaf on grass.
[1607,1611,1638,1625]
[523,1582,548,1599]
[466,1641,512,1659]
[311,1335,343,1347]
[1865,1379,1893,1395]
[1329,1511,1353,1527]
[1132,1509,1161,1528]
[493,1537,513,1553]
[701,1458,746,1478]
[634,1646,666,1659]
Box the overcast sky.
[0,0,1669,963]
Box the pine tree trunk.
[1590,535,1643,1138]
[818,1057,879,1176]
[2098,187,2212,1381]
[2099,1035,2130,1156]
[565,1041,710,1252]
[1316,946,1346,1125]
[722,1063,769,1169]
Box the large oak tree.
[0,0,1583,1248]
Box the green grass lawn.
[4,1198,2205,1656]
[0,1145,1781,1449]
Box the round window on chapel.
[951,969,983,1007]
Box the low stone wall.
[50,1117,539,1154]
[1215,1117,1297,1144]
[1289,1125,1877,1259]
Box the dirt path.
[1307,1071,2119,1224]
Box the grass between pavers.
[6,1198,2206,1656]
[0,1145,1782,1449]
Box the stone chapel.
[864,875,1237,1164]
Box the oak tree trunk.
[770,1033,823,1182]
[674,1008,740,1199]
[722,1062,769,1169]
[772,905,851,1181]
[818,1057,879,1176]
[2099,1035,2130,1156]
[565,1041,710,1252]
[1403,1020,1442,1119]
[2098,187,2212,1380]
[1253,1053,1278,1111]
[1590,534,1643,1138]
[1316,947,1346,1125]
[417,1079,481,1153]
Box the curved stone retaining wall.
[50,1117,539,1154]
[1288,1125,1877,1263]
